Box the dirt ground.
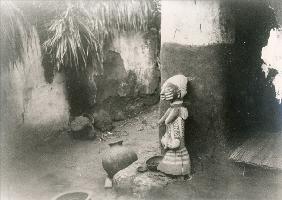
[2,105,282,200]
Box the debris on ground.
[112,111,126,121]
[141,119,147,125]
[70,116,96,140]
[92,94,160,123]
[92,109,114,132]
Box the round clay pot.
[102,140,137,178]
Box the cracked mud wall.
[95,32,160,103]
[112,32,160,95]
[0,29,69,155]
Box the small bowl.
[54,191,91,200]
[146,155,164,171]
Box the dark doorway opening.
[225,1,282,170]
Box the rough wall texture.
[161,0,234,46]
[96,32,160,103]
[268,0,282,25]
[112,32,160,95]
[0,29,69,154]
[160,43,230,156]
[262,0,282,129]
[225,1,282,133]
[160,0,232,158]
[160,0,282,160]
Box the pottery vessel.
[146,155,163,171]
[102,140,137,178]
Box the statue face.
[160,83,180,102]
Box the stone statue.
[157,74,191,179]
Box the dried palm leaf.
[0,1,32,69]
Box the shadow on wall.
[160,43,228,158]
[64,69,97,117]
[224,1,282,141]
[62,32,161,117]
[160,0,282,160]
[95,48,160,106]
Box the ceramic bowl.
[146,155,163,171]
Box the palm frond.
[43,0,159,77]
[89,0,153,34]
[43,4,103,74]
[0,1,32,69]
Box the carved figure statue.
[157,75,191,179]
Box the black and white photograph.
[1,0,282,199]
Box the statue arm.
[165,107,179,125]
[158,108,171,125]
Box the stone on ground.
[113,161,172,196]
[70,116,90,131]
[113,161,139,192]
[112,110,126,121]
[133,172,171,195]
[70,116,95,140]
[92,109,113,131]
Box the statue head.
[160,82,180,102]
[160,74,188,102]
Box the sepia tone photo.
[1,0,282,200]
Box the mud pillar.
[159,0,234,158]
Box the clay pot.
[102,140,137,178]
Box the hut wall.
[0,29,69,156]
[96,32,160,103]
[160,0,234,157]
[159,0,282,158]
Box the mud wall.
[263,0,282,130]
[0,29,69,155]
[56,31,160,116]
[96,32,160,103]
[160,0,234,157]
[160,0,282,158]
[225,1,281,134]
[268,0,282,25]
[15,1,161,116]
